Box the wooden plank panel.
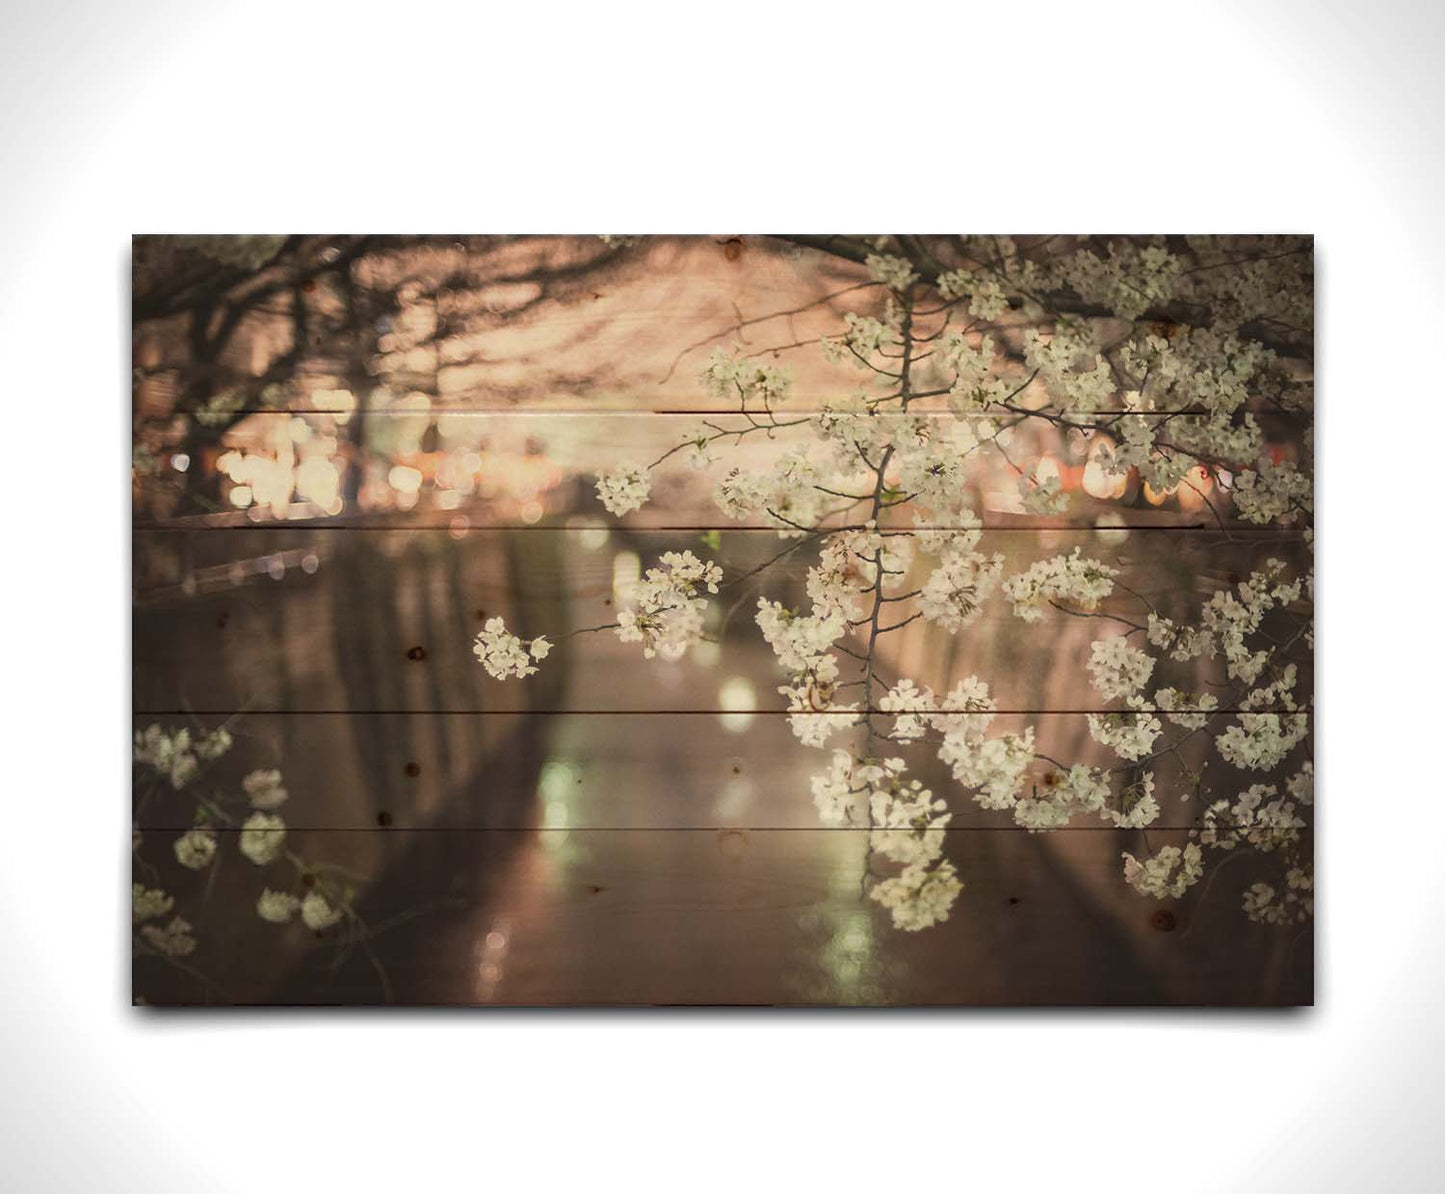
[133,235,1313,1008]
[133,235,881,415]
[131,827,1312,1006]
[134,409,1301,530]
[132,711,1311,830]
[134,528,1311,713]
[132,235,1312,419]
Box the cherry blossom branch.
[646,414,812,471]
[655,281,880,383]
[1047,599,1149,636]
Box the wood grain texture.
[135,410,1292,529]
[132,235,1313,1007]
[134,527,1310,713]
[132,711,1309,830]
[131,827,1312,1006]
[134,236,927,416]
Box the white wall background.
[1,1,1440,1189]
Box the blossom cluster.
[1001,549,1117,622]
[473,617,552,680]
[468,237,1313,936]
[1242,867,1313,924]
[1087,636,1155,701]
[918,539,1003,631]
[699,347,791,406]
[134,723,233,789]
[134,733,363,992]
[595,464,651,516]
[1196,783,1306,853]
[714,448,833,536]
[616,550,721,660]
[1122,843,1204,900]
[806,750,962,929]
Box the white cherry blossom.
[595,464,651,516]
[239,812,286,866]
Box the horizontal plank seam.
[132,523,1309,535]
[131,708,1310,716]
[134,408,1238,418]
[130,825,1301,833]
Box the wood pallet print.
[131,234,1314,1006]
